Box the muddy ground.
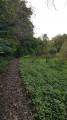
[0,59,34,120]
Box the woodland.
[0,0,67,120]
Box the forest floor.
[0,59,34,120]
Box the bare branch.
[47,0,50,7]
[47,0,57,10]
[52,0,57,10]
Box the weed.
[19,57,67,120]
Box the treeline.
[31,34,67,60]
[0,0,67,60]
[0,0,33,58]
[48,34,67,60]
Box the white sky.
[26,0,67,39]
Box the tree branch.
[52,0,57,10]
[47,0,57,10]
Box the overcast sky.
[26,0,67,39]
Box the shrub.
[48,47,57,57]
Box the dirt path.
[0,59,34,120]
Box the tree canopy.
[0,0,67,58]
[0,0,33,55]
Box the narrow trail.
[0,59,34,120]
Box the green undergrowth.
[19,56,67,120]
[0,56,15,74]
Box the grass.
[19,56,67,120]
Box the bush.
[0,38,16,57]
[48,47,57,57]
[60,47,67,60]
[59,39,67,60]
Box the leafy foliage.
[0,38,16,56]
[48,47,57,57]
[59,39,67,60]
[19,57,67,120]
[0,0,33,58]
[51,34,67,52]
